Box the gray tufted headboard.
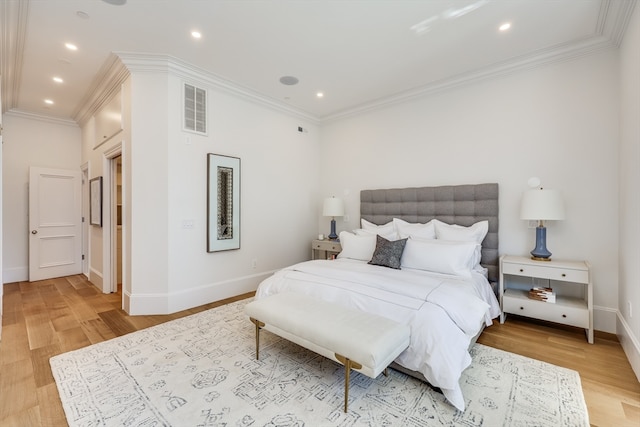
[360,183,499,282]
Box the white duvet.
[254,258,500,411]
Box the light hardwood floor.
[0,274,638,426]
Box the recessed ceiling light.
[316,92,324,98]
[499,22,511,31]
[101,0,127,5]
[76,11,90,19]
[191,31,202,39]
[279,76,299,86]
[65,43,78,51]
[53,77,64,83]
[44,99,54,105]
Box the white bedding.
[254,258,500,411]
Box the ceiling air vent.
[184,83,207,134]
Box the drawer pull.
[561,273,566,277]
[562,314,567,318]
[520,306,524,310]
[519,268,524,272]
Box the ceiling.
[1,0,636,124]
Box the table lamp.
[520,187,565,261]
[323,196,344,240]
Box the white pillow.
[400,238,479,277]
[393,218,436,240]
[358,219,398,240]
[336,231,376,261]
[433,219,489,244]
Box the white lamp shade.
[520,189,565,220]
[323,197,344,217]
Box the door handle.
[31,230,37,234]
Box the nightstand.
[312,239,342,260]
[499,255,593,344]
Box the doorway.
[114,156,122,292]
[102,143,122,296]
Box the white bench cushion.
[245,292,410,378]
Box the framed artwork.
[207,153,240,252]
[90,176,103,227]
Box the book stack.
[528,287,556,303]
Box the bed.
[254,183,501,411]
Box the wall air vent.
[184,83,207,134]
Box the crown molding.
[116,52,319,124]
[321,39,617,123]
[322,0,634,123]
[4,0,636,126]
[73,53,130,126]
[4,109,79,127]
[607,0,638,46]
[1,0,29,115]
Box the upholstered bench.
[244,292,410,412]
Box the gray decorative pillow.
[368,235,407,269]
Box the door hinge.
[82,254,85,260]
[82,216,85,222]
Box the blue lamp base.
[530,226,552,261]
[328,218,338,240]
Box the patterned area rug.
[50,299,589,426]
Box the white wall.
[2,113,81,283]
[618,3,640,379]
[320,49,621,333]
[102,58,322,314]
[123,72,170,312]
[80,87,127,292]
[164,73,322,313]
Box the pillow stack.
[337,218,489,277]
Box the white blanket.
[255,258,500,411]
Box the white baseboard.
[594,305,618,334]
[89,268,103,291]
[125,271,275,316]
[617,312,640,382]
[3,266,28,284]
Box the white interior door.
[29,167,83,281]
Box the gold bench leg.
[249,318,265,360]
[344,359,351,412]
[335,354,362,413]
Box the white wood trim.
[102,142,123,294]
[617,311,640,381]
[126,271,273,315]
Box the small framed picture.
[90,176,103,227]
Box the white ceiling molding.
[116,52,319,124]
[3,0,637,124]
[322,35,615,123]
[606,0,638,46]
[4,109,79,127]
[112,0,636,124]
[73,53,130,126]
[0,0,29,114]
[322,0,634,123]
